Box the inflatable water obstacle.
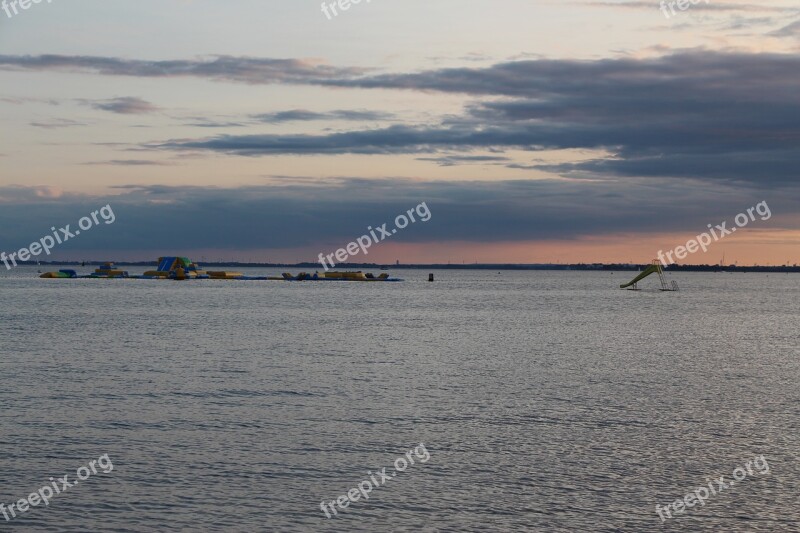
[282,271,395,282]
[39,257,403,282]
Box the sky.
[1,0,799,266]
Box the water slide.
[619,264,661,289]
[157,257,176,271]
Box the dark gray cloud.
[82,159,174,166]
[182,117,248,128]
[0,179,793,255]
[535,149,800,182]
[152,125,540,156]
[253,109,393,123]
[149,50,800,184]
[416,155,511,167]
[322,50,800,97]
[177,110,391,129]
[82,97,159,115]
[0,54,367,84]
[4,51,799,184]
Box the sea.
[1,267,798,532]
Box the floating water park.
[40,257,403,282]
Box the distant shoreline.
[16,262,800,273]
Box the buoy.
[428,273,434,282]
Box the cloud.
[1,96,60,106]
[182,117,248,128]
[416,155,511,167]
[0,185,71,203]
[4,51,799,185]
[82,159,175,166]
[82,97,160,115]
[0,178,794,254]
[176,109,393,130]
[584,1,796,13]
[770,19,800,37]
[144,50,800,184]
[321,50,800,97]
[29,118,87,129]
[151,124,532,156]
[252,109,393,123]
[0,54,368,85]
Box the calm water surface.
[1,268,798,532]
